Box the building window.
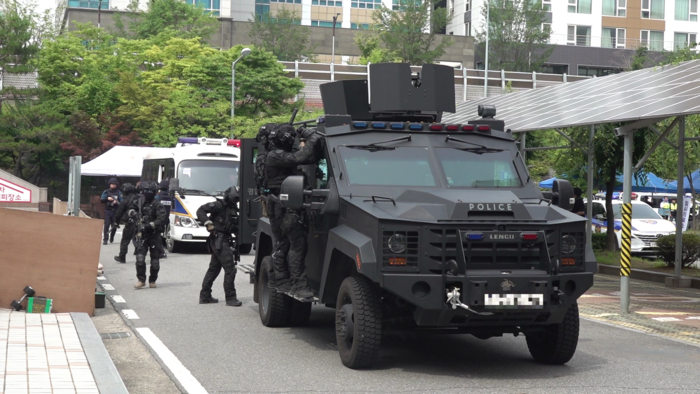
[351,22,370,29]
[312,0,341,5]
[542,23,551,42]
[542,0,551,11]
[641,30,665,51]
[67,0,109,9]
[466,21,471,36]
[541,64,569,74]
[466,0,471,12]
[354,0,381,9]
[603,0,626,16]
[568,0,592,14]
[392,0,418,10]
[186,0,220,15]
[255,0,270,21]
[578,66,623,76]
[311,20,335,27]
[674,32,698,48]
[567,25,591,46]
[602,27,626,48]
[675,0,698,21]
[641,0,665,19]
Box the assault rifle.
[128,196,147,249]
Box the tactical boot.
[226,298,242,307]
[109,235,114,243]
[275,280,292,294]
[199,297,219,304]
[103,240,108,245]
[149,282,157,288]
[114,256,126,263]
[293,287,314,300]
[134,281,146,289]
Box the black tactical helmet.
[122,183,136,195]
[159,180,169,190]
[224,186,239,206]
[269,124,296,150]
[140,181,158,201]
[108,177,119,186]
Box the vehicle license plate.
[650,242,657,248]
[484,294,544,308]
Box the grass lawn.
[595,250,700,278]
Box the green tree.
[0,0,40,72]
[476,0,553,72]
[354,32,397,65]
[113,0,221,42]
[248,7,316,62]
[369,0,453,65]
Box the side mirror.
[279,176,305,210]
[552,179,574,211]
[169,178,179,192]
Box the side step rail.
[238,264,256,284]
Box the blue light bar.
[178,137,198,144]
[391,123,405,130]
[353,121,368,129]
[409,123,424,130]
[466,233,484,241]
[372,122,387,129]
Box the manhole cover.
[100,332,132,340]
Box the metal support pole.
[483,0,489,98]
[67,158,74,215]
[294,60,299,102]
[69,156,82,217]
[519,132,526,158]
[231,62,236,137]
[462,68,467,102]
[501,69,505,91]
[675,116,686,279]
[586,125,594,246]
[620,133,633,313]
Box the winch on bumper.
[381,271,593,326]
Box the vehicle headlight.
[561,235,576,254]
[388,234,407,254]
[174,216,199,228]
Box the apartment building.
[448,0,698,75]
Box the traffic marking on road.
[97,276,106,281]
[102,284,115,291]
[652,317,682,322]
[112,295,126,303]
[686,316,700,320]
[136,328,209,394]
[122,309,140,319]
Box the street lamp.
[231,47,252,137]
[331,13,341,81]
[483,0,490,98]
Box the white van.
[141,137,245,253]
[590,200,675,254]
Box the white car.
[590,200,676,254]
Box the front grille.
[382,230,419,268]
[636,234,660,246]
[462,240,541,267]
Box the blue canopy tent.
[668,170,700,193]
[612,172,676,193]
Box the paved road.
[98,239,700,394]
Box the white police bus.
[141,137,249,253]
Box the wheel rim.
[337,299,355,350]
[166,228,174,249]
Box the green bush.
[657,233,700,268]
[591,232,607,252]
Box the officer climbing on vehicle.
[100,178,122,245]
[113,183,138,263]
[155,180,173,258]
[126,181,168,289]
[263,123,325,299]
[196,186,242,306]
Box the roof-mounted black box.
[369,63,456,113]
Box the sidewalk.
[0,308,127,394]
[580,274,700,346]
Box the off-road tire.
[526,303,580,365]
[335,276,382,369]
[239,244,252,255]
[258,256,292,327]
[288,300,312,327]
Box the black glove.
[306,132,325,160]
[299,128,316,142]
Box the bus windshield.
[177,160,239,194]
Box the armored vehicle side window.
[317,159,329,189]
[437,148,521,188]
[339,146,437,187]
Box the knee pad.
[136,255,146,265]
[150,259,160,270]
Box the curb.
[597,264,700,289]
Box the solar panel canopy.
[442,59,700,132]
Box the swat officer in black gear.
[196,186,242,306]
[264,124,324,299]
[126,182,168,289]
[155,180,173,258]
[101,178,122,245]
[113,183,138,263]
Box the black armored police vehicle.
[236,63,595,369]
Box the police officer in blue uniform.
[155,180,173,258]
[100,178,122,245]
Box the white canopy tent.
[80,146,170,177]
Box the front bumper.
[170,219,209,243]
[382,270,593,327]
